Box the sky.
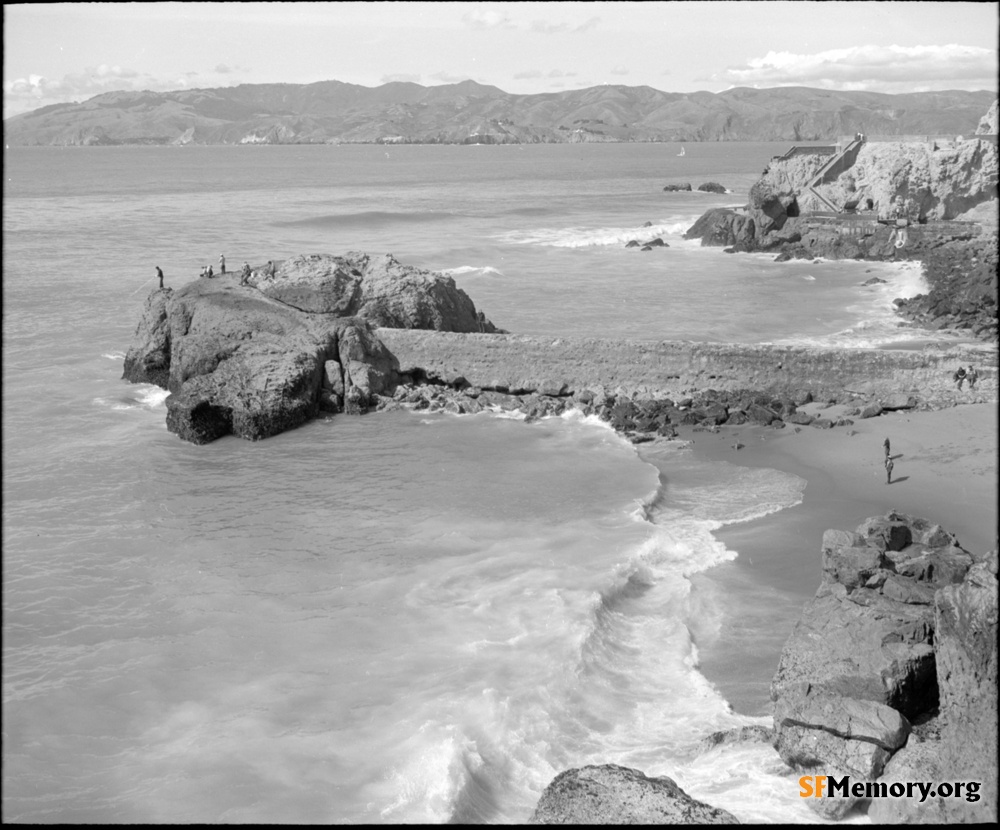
[3,1,998,119]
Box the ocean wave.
[102,350,126,361]
[494,219,698,248]
[275,210,456,228]
[441,265,505,278]
[96,385,170,411]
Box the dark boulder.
[663,183,693,192]
[697,182,728,194]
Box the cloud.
[548,70,577,79]
[513,69,543,80]
[610,66,629,76]
[215,64,234,74]
[530,16,600,34]
[429,71,473,83]
[462,9,515,29]
[381,73,422,84]
[721,44,997,90]
[3,63,239,118]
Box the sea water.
[2,142,946,823]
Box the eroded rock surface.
[122,254,500,443]
[529,765,738,825]
[771,512,997,820]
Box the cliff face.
[771,513,997,821]
[756,134,998,221]
[5,83,995,146]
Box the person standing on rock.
[266,260,276,279]
[967,366,978,391]
[240,262,251,286]
[219,255,226,275]
[885,456,894,485]
[883,436,890,461]
[156,266,164,289]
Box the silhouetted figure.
[156,266,164,288]
[219,254,226,275]
[207,265,213,278]
[885,457,894,484]
[954,366,967,390]
[883,437,890,460]
[968,366,978,391]
[240,262,251,286]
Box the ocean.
[3,142,949,823]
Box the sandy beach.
[668,401,998,716]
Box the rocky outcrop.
[976,99,999,135]
[122,254,500,443]
[893,233,999,339]
[663,183,692,192]
[251,252,501,332]
[771,512,997,820]
[529,765,738,824]
[697,182,728,194]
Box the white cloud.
[381,73,423,84]
[721,44,997,90]
[513,69,543,80]
[531,16,600,34]
[610,65,629,76]
[462,9,515,30]
[3,64,238,118]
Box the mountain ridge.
[5,80,995,146]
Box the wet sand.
[677,402,998,716]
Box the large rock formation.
[771,512,997,820]
[685,102,999,340]
[529,765,738,824]
[249,253,498,332]
[122,254,500,443]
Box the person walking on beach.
[883,436,890,461]
[219,254,226,275]
[953,366,967,390]
[885,456,894,485]
[968,366,978,391]
[156,266,164,289]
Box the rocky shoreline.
[120,115,998,819]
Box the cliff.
[5,82,995,146]
[684,103,999,340]
[771,512,998,821]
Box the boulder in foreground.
[529,764,738,824]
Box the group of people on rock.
[196,255,277,285]
[156,256,280,290]
[953,365,979,391]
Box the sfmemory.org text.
[799,775,981,803]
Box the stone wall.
[377,329,997,406]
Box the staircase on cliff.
[779,136,866,214]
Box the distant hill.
[4,80,996,146]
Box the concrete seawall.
[377,329,997,404]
